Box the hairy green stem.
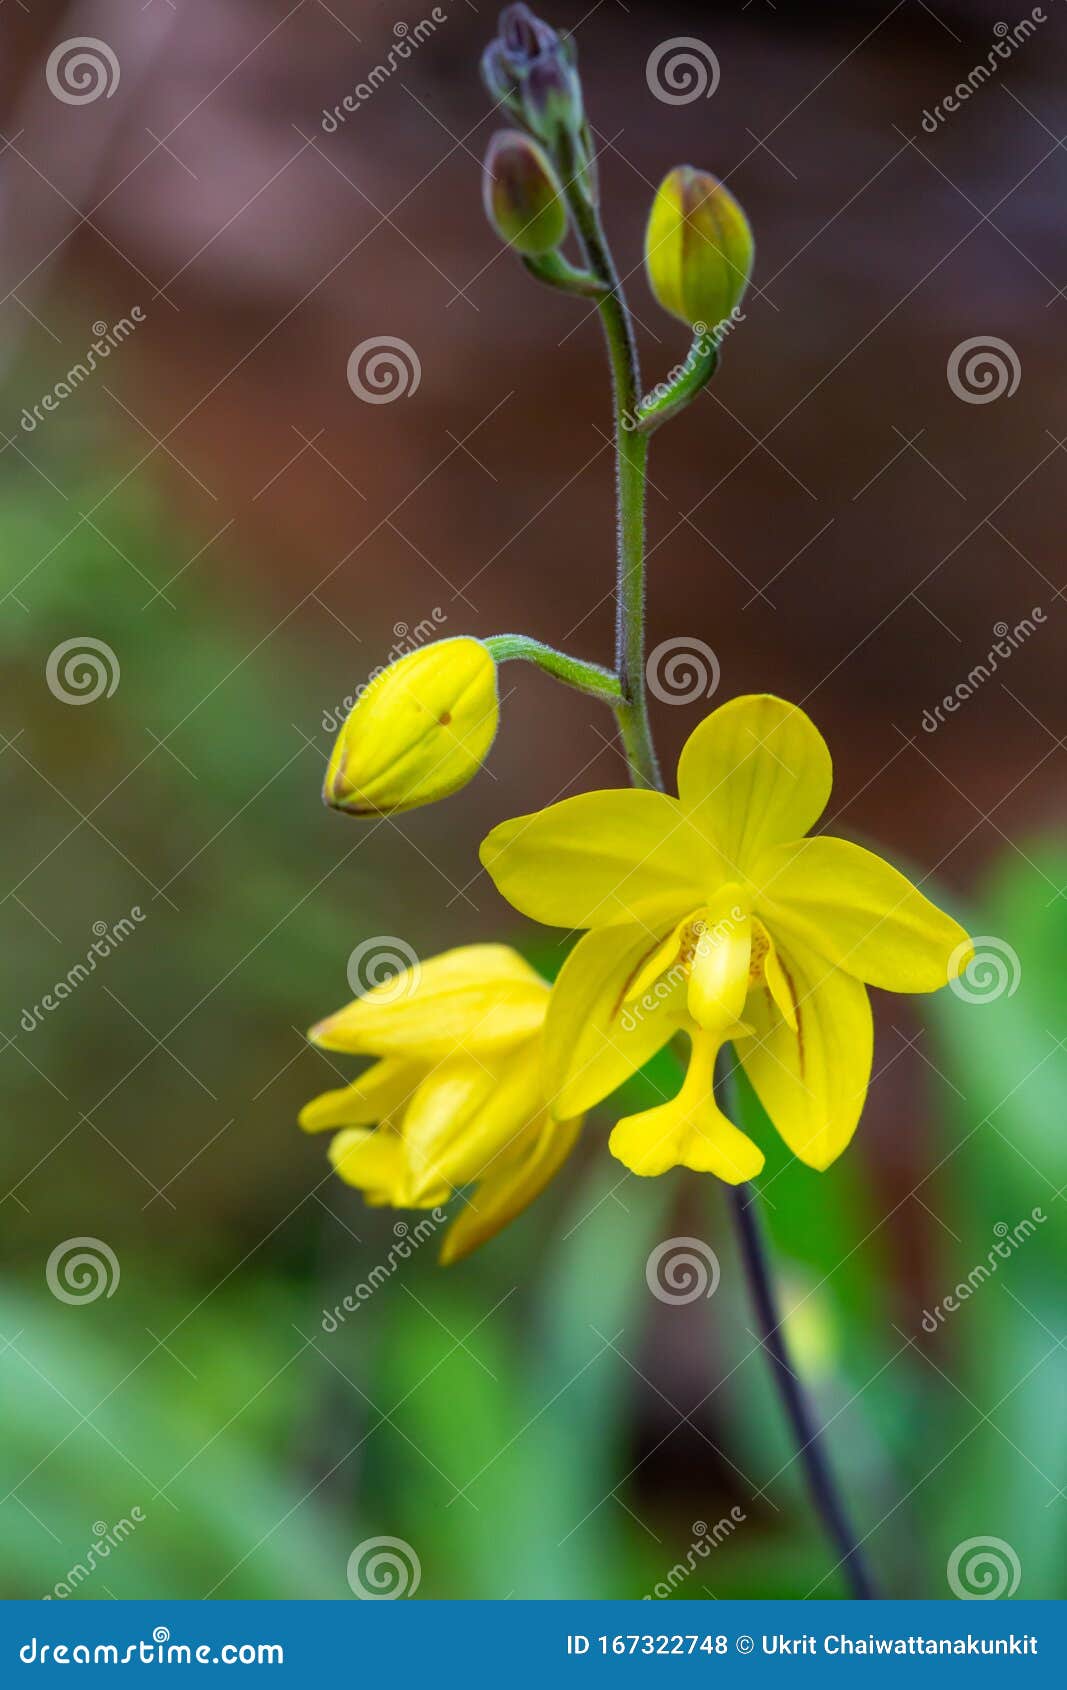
[485,634,622,703]
[561,169,661,790]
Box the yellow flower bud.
[645,166,754,330]
[483,130,568,256]
[323,637,499,817]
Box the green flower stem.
[521,251,606,298]
[726,1177,877,1600]
[636,332,719,435]
[561,167,661,792]
[485,634,622,704]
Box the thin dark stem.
[725,1175,878,1600]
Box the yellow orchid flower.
[480,694,974,1182]
[300,944,581,1264]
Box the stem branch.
[485,634,622,704]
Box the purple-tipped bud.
[499,3,559,62]
[483,130,568,255]
[483,6,584,161]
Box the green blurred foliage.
[1,466,1062,1600]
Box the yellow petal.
[328,1125,448,1208]
[676,695,833,874]
[298,1058,419,1132]
[480,789,713,929]
[323,636,498,816]
[440,1112,582,1266]
[687,906,751,1030]
[308,944,547,1058]
[753,917,797,1031]
[757,837,973,992]
[608,1030,764,1181]
[735,935,872,1170]
[543,922,688,1118]
[401,1052,543,1202]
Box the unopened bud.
[481,4,584,160]
[323,637,499,817]
[483,130,568,255]
[645,167,754,331]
